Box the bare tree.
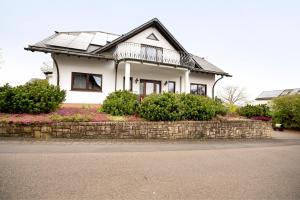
[219,86,247,105]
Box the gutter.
[212,75,224,100]
[25,46,114,60]
[114,61,119,91]
[51,54,60,86]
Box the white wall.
[51,56,216,104]
[252,100,270,105]
[53,54,115,104]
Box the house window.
[190,83,206,96]
[141,44,163,62]
[123,77,133,91]
[168,81,176,93]
[71,72,102,92]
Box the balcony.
[113,42,195,68]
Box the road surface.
[0,130,299,200]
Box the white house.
[25,18,231,104]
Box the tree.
[219,86,247,105]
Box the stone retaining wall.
[0,120,272,139]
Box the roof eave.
[191,68,232,77]
[25,46,114,60]
[255,98,273,101]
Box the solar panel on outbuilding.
[91,32,108,46]
[46,34,76,47]
[290,88,300,95]
[67,33,94,50]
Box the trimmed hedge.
[272,95,300,129]
[179,94,226,121]
[139,93,226,121]
[0,80,65,114]
[139,93,182,121]
[238,104,271,118]
[101,90,139,116]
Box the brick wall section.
[0,121,272,139]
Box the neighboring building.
[25,18,230,104]
[255,88,300,104]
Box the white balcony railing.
[113,42,195,68]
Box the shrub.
[0,84,14,113]
[139,93,226,121]
[238,104,271,118]
[214,101,228,116]
[272,95,300,129]
[179,94,226,120]
[224,103,239,114]
[139,93,182,121]
[0,80,66,114]
[101,90,139,116]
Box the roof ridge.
[261,88,299,92]
[91,18,188,54]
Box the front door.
[139,79,161,100]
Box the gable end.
[146,33,159,41]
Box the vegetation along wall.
[0,120,272,139]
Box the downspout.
[212,75,224,100]
[51,54,60,86]
[114,61,119,91]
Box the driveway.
[0,131,300,200]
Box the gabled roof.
[255,88,300,100]
[192,55,230,76]
[92,18,188,54]
[25,18,231,76]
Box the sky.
[0,0,299,100]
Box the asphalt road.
[0,131,300,200]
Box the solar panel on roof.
[67,33,93,50]
[91,32,108,46]
[107,34,119,42]
[46,34,76,47]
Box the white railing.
[113,42,195,68]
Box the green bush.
[101,90,139,116]
[179,94,226,120]
[139,93,226,121]
[214,101,228,116]
[224,103,239,114]
[139,93,182,121]
[272,95,300,129]
[238,104,271,118]
[0,84,14,113]
[0,80,66,114]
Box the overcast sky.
[0,0,299,100]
